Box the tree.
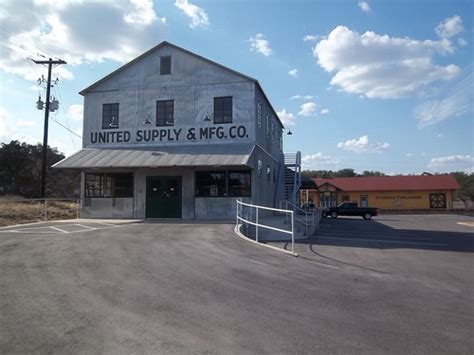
[334,168,357,178]
[301,168,357,179]
[361,170,386,176]
[0,140,80,197]
[451,172,474,207]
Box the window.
[85,173,133,198]
[271,119,275,144]
[112,174,134,197]
[266,166,271,182]
[228,171,251,197]
[160,56,171,75]
[257,102,262,128]
[342,194,350,202]
[156,100,174,126]
[195,170,251,197]
[257,160,263,176]
[195,171,226,197]
[213,96,232,124]
[102,103,119,129]
[265,114,271,137]
[430,193,446,209]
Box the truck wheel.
[363,212,372,220]
[331,211,338,219]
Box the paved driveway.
[1,217,473,354]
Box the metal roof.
[52,144,255,169]
[79,41,284,128]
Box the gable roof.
[79,41,284,128]
[312,175,460,192]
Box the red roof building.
[302,175,460,211]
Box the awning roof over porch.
[52,144,255,169]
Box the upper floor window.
[102,103,119,129]
[160,56,171,75]
[213,96,232,124]
[156,100,174,126]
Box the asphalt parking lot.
[1,215,473,354]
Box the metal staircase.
[283,151,302,206]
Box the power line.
[50,116,82,139]
[52,85,78,148]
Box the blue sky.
[0,0,472,174]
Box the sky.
[0,0,473,174]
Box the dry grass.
[0,197,78,227]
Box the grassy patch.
[0,198,78,227]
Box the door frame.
[145,176,182,218]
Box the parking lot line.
[73,224,97,230]
[457,222,474,227]
[49,226,70,234]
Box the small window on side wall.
[214,96,232,124]
[102,103,119,129]
[160,56,171,75]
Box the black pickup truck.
[322,202,378,220]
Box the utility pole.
[32,58,66,198]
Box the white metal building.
[54,41,301,219]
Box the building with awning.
[54,41,301,219]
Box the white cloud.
[337,135,389,153]
[0,0,166,81]
[358,1,371,13]
[277,109,296,127]
[16,119,37,128]
[406,152,426,157]
[0,106,41,145]
[303,35,320,42]
[458,38,468,47]
[302,152,340,169]
[314,26,459,99]
[428,155,473,173]
[67,104,83,121]
[291,95,313,100]
[288,68,298,77]
[414,70,473,127]
[174,0,209,28]
[248,33,272,56]
[298,102,317,116]
[125,0,164,26]
[435,15,464,38]
[320,108,329,115]
[0,106,81,155]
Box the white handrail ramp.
[235,200,297,256]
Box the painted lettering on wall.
[89,125,249,144]
[375,195,422,200]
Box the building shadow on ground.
[263,217,474,253]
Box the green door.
[146,176,182,218]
